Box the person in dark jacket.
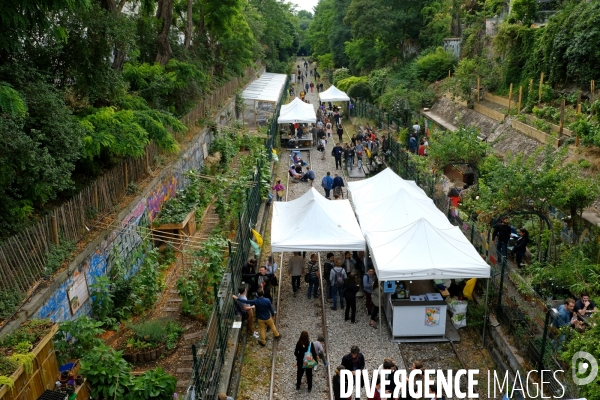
[332,143,344,170]
[332,365,347,400]
[492,216,511,259]
[332,173,345,199]
[344,273,360,323]
[234,290,281,346]
[341,345,365,374]
[514,228,529,268]
[337,125,344,143]
[294,330,318,392]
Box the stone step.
[176,367,194,374]
[183,331,202,341]
[185,324,195,330]
[177,380,189,388]
[181,355,194,361]
[169,290,179,294]
[162,307,180,312]
[167,298,182,302]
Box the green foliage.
[347,83,373,102]
[154,170,206,225]
[53,316,105,366]
[336,76,369,93]
[0,319,53,349]
[332,68,351,86]
[446,56,500,102]
[8,353,35,375]
[420,0,452,49]
[507,0,537,26]
[316,54,334,71]
[80,345,132,400]
[129,320,183,350]
[45,239,75,277]
[0,290,25,321]
[0,375,14,389]
[128,367,177,400]
[131,247,167,313]
[90,276,116,329]
[415,47,456,82]
[0,83,27,117]
[427,127,490,168]
[368,68,389,99]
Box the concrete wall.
[443,38,461,59]
[474,102,506,122]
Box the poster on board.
[424,307,441,326]
[68,271,90,315]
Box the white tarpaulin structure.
[277,97,316,124]
[271,188,365,252]
[241,72,287,128]
[348,167,490,280]
[366,218,491,280]
[348,167,427,206]
[319,85,350,102]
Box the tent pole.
[379,285,382,344]
[481,277,490,347]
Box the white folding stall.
[318,85,351,102]
[277,97,316,124]
[271,188,365,252]
[241,73,287,128]
[348,168,490,340]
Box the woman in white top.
[326,122,333,138]
[265,256,278,275]
[320,137,327,160]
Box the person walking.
[337,124,344,143]
[344,272,360,323]
[233,290,281,346]
[330,259,347,310]
[288,252,304,296]
[341,345,365,375]
[310,82,314,92]
[332,173,345,199]
[332,366,346,400]
[323,252,335,301]
[236,286,257,339]
[320,136,327,160]
[334,110,340,127]
[369,284,383,329]
[355,140,365,170]
[272,179,285,201]
[332,143,343,170]
[307,253,320,299]
[305,82,309,93]
[321,171,334,199]
[326,121,333,138]
[294,331,318,392]
[363,268,376,313]
[514,228,529,268]
[492,216,511,260]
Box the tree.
[306,0,334,58]
[415,47,456,82]
[330,0,352,67]
[155,0,174,66]
[427,127,489,169]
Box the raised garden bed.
[151,208,196,250]
[123,345,165,364]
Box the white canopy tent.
[365,218,491,281]
[277,97,317,124]
[271,188,365,252]
[352,188,453,233]
[318,85,350,102]
[348,167,427,206]
[241,73,287,128]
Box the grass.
[237,340,273,399]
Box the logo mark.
[572,351,598,386]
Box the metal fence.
[184,160,263,400]
[359,99,578,398]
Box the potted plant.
[123,320,184,363]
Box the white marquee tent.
[319,85,350,102]
[271,188,365,252]
[277,97,317,124]
[365,218,491,281]
[241,72,287,127]
[348,168,427,206]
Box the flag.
[251,229,263,247]
[250,240,260,256]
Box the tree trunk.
[155,0,174,66]
[99,0,128,71]
[184,0,193,50]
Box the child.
[312,335,329,371]
[272,180,285,201]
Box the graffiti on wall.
[147,176,178,222]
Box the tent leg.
[379,288,382,344]
[481,278,490,347]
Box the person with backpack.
[330,259,347,311]
[332,173,345,199]
[236,286,258,339]
[321,172,334,199]
[294,330,318,392]
[306,253,320,299]
[344,272,360,323]
[323,253,335,300]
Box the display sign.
[383,281,396,293]
[68,271,90,315]
[424,307,441,326]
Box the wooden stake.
[51,213,59,246]
[93,184,99,210]
[507,83,513,114]
[559,98,565,138]
[124,162,129,190]
[448,70,451,78]
[538,72,544,103]
[577,90,582,114]
[517,86,523,115]
[591,80,596,103]
[477,76,481,102]
[145,146,150,173]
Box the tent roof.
[241,73,287,103]
[277,97,317,124]
[348,168,427,205]
[366,218,491,281]
[353,188,452,233]
[319,85,350,102]
[271,188,365,252]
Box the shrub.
[347,83,372,102]
[332,68,350,86]
[336,76,369,93]
[415,47,456,83]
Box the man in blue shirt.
[553,298,582,329]
[301,166,315,184]
[234,290,281,346]
[321,171,333,199]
